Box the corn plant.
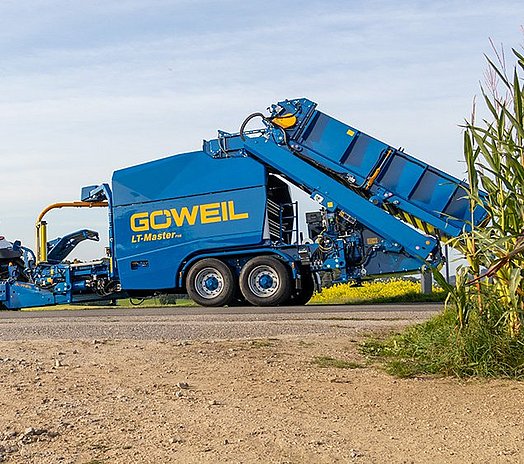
[449,45,524,337]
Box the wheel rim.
[194,267,224,299]
[247,265,280,298]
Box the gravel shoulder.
[1,304,439,341]
[0,305,522,463]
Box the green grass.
[310,292,446,306]
[297,340,315,348]
[360,308,524,379]
[249,339,273,348]
[347,292,445,305]
[312,356,362,369]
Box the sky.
[0,0,522,262]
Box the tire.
[186,258,236,307]
[239,256,292,306]
[290,269,315,305]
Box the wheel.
[186,258,236,307]
[290,269,316,305]
[239,256,291,306]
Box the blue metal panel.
[113,185,268,290]
[301,112,358,166]
[112,150,266,207]
[379,154,425,198]
[341,134,386,179]
[363,248,425,276]
[1,281,65,309]
[112,149,269,290]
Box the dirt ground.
[1,334,523,464]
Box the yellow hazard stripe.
[384,205,437,237]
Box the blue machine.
[0,98,488,309]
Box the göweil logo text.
[129,200,249,243]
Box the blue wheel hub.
[258,274,274,289]
[204,276,219,291]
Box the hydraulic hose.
[239,112,269,141]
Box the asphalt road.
[0,303,442,341]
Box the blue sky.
[0,0,522,259]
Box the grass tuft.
[360,308,524,379]
[250,339,273,348]
[312,356,362,369]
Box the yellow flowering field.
[310,278,446,305]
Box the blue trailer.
[0,98,487,309]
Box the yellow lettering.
[150,210,172,230]
[221,201,228,220]
[130,212,149,232]
[228,201,249,220]
[170,206,199,226]
[131,200,248,235]
[200,202,221,224]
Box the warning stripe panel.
[384,205,437,238]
